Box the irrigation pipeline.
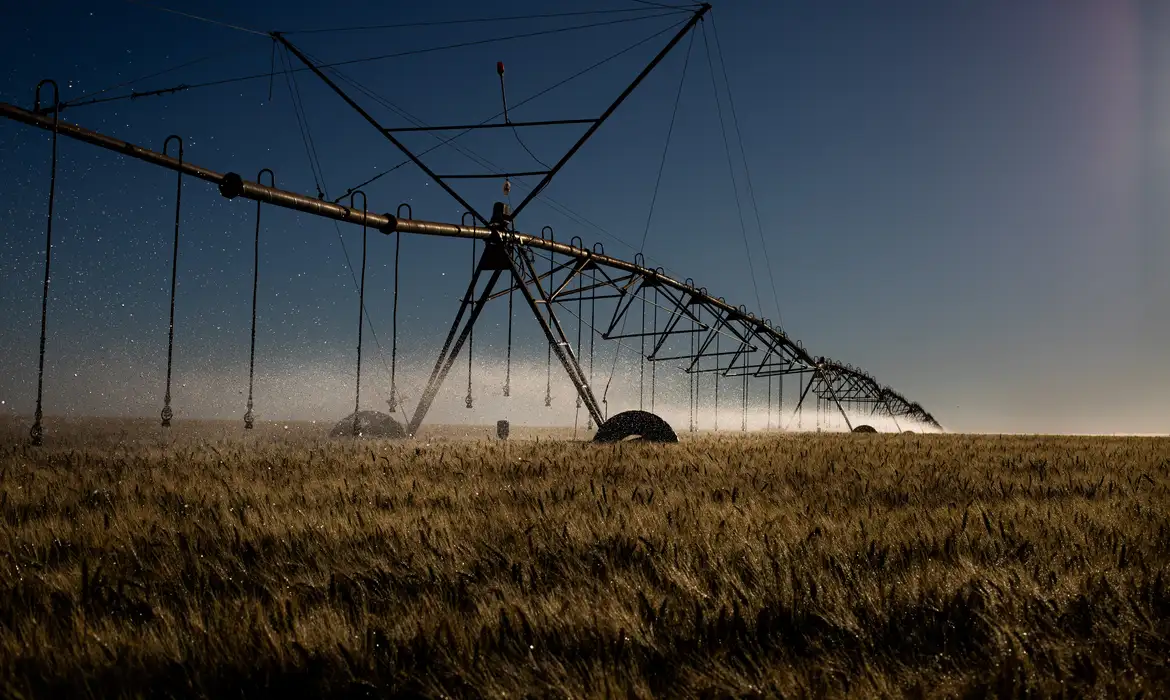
[0,100,941,429]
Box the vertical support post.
[160,134,184,428]
[245,168,274,430]
[29,79,59,447]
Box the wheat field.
[1,418,1168,698]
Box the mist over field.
[0,351,1160,435]
[2,354,920,431]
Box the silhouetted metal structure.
[2,3,942,443]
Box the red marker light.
[497,61,505,76]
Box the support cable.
[637,25,694,253]
[711,11,783,325]
[278,45,398,412]
[59,53,226,110]
[284,6,681,34]
[598,20,694,422]
[268,39,276,101]
[279,46,325,197]
[701,20,762,314]
[54,11,685,115]
[124,0,269,37]
[510,5,708,220]
[631,0,693,9]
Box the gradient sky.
[1,0,1167,434]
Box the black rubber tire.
[852,424,878,433]
[592,410,678,444]
[330,410,407,439]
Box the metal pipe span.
[1,101,801,347]
[2,100,939,427]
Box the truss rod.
[386,118,595,132]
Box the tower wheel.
[593,410,678,444]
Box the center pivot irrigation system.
[6,2,941,445]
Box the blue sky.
[1,0,1167,434]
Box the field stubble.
[1,418,1169,698]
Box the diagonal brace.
[273,33,488,225]
[406,253,502,436]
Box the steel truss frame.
[1,2,942,436]
[2,98,942,434]
[271,4,710,227]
